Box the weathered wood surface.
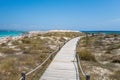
[40,37,80,80]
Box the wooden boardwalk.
[40,37,80,80]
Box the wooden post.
[50,54,53,60]
[86,74,90,80]
[59,44,61,50]
[92,33,94,36]
[21,72,26,80]
[85,32,88,46]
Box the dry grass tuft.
[0,47,15,54]
[110,71,120,80]
[77,47,96,62]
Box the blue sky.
[0,0,120,31]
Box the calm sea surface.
[0,30,25,38]
[0,30,120,38]
[81,31,120,34]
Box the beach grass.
[0,47,15,54]
[0,31,82,80]
[77,47,96,62]
[77,33,120,80]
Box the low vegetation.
[0,47,15,54]
[110,71,120,80]
[77,47,96,62]
[77,33,120,80]
[0,31,82,80]
[41,32,82,38]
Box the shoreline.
[0,30,80,44]
[1,30,120,44]
[0,32,27,44]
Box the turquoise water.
[0,30,25,38]
[0,30,120,38]
[81,31,120,34]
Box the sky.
[0,0,120,31]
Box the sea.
[0,30,25,38]
[0,30,120,38]
[81,31,120,34]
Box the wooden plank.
[40,37,80,80]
